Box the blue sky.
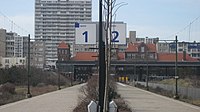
[0,0,200,41]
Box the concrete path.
[0,84,84,112]
[117,83,200,112]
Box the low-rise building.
[0,57,26,68]
[57,41,200,82]
[125,42,157,61]
[57,41,70,61]
[158,41,200,60]
[30,41,46,68]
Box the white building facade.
[35,0,92,68]
[0,57,26,68]
[6,32,28,58]
[157,41,200,59]
[0,29,6,57]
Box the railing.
[136,81,200,99]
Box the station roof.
[158,53,198,62]
[58,41,69,49]
[72,52,98,61]
[126,43,156,52]
[72,52,125,61]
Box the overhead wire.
[0,11,33,37]
[166,15,200,41]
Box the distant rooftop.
[58,41,69,49]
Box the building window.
[179,43,183,47]
[59,50,62,54]
[149,54,154,59]
[132,54,136,59]
[65,50,68,54]
[141,47,144,52]
[39,58,43,62]
[23,60,25,64]
[179,49,183,52]
[141,54,145,59]
[39,48,43,51]
[5,59,9,63]
[126,53,133,59]
[62,50,65,54]
[192,49,197,52]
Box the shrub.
[37,83,46,87]
[73,75,132,112]
[114,98,132,112]
[73,98,90,112]
[0,82,16,94]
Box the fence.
[136,81,200,100]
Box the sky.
[0,0,200,41]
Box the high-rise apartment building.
[35,0,92,68]
[5,32,28,58]
[0,29,6,57]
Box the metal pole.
[146,51,149,90]
[58,72,61,90]
[99,0,106,111]
[27,34,32,98]
[71,72,73,86]
[145,37,149,90]
[174,35,179,99]
[134,62,136,86]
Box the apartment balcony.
[45,55,57,59]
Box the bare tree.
[102,0,128,111]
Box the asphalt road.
[0,84,84,112]
[117,83,200,112]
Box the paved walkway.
[1,83,200,112]
[117,83,200,112]
[0,84,84,112]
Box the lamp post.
[159,36,179,99]
[146,51,149,91]
[58,71,61,90]
[134,60,137,86]
[26,36,49,98]
[56,64,61,90]
[145,37,149,90]
[69,72,73,86]
[27,34,32,98]
[98,0,106,112]
[25,36,51,96]
[174,36,179,99]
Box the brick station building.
[57,42,200,82]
